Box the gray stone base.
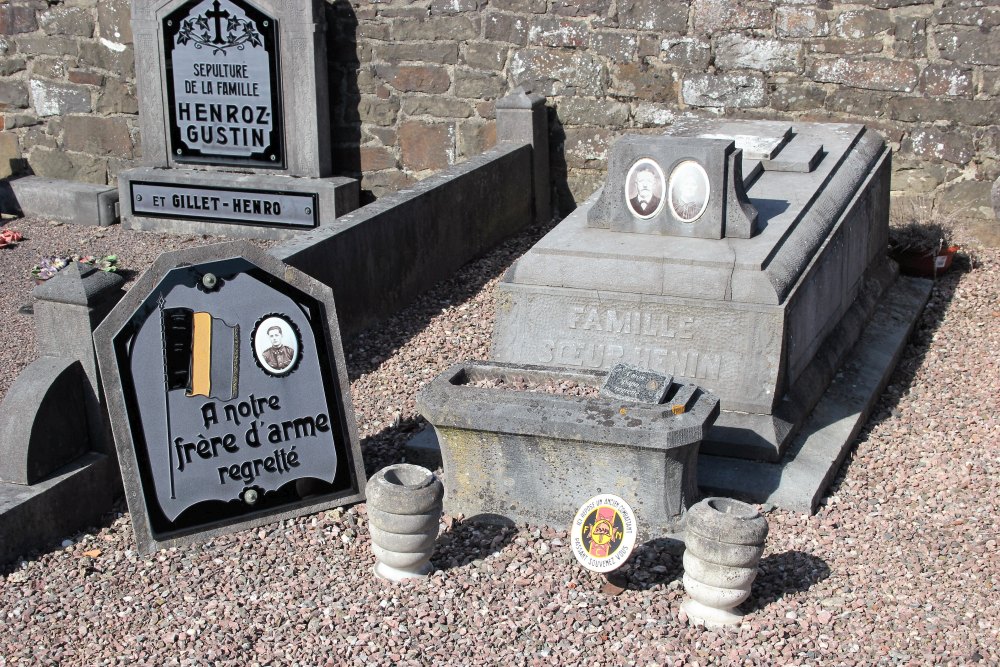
[0,453,121,566]
[4,176,118,226]
[118,167,359,240]
[405,275,932,514]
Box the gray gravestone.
[493,120,893,463]
[95,241,366,552]
[600,363,671,404]
[119,0,357,240]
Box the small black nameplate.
[600,363,672,404]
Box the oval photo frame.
[251,314,302,377]
[667,159,711,223]
[625,158,667,220]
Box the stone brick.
[660,38,711,69]
[888,98,996,127]
[402,95,474,118]
[39,6,93,37]
[528,17,588,48]
[618,0,688,33]
[357,22,390,41]
[376,65,451,94]
[0,3,38,35]
[715,36,802,73]
[809,57,918,92]
[357,95,400,126]
[359,146,397,171]
[3,112,39,129]
[29,79,90,116]
[68,69,103,86]
[982,70,1000,97]
[509,49,607,96]
[903,127,974,165]
[0,57,26,76]
[893,17,926,59]
[776,7,829,38]
[475,100,495,119]
[936,180,995,220]
[770,82,826,112]
[611,61,676,101]
[22,124,55,149]
[379,6,431,20]
[462,42,508,70]
[391,16,479,41]
[833,9,892,39]
[430,0,484,15]
[453,68,507,99]
[693,0,771,33]
[890,165,946,194]
[364,126,397,147]
[98,0,131,44]
[824,88,885,118]
[0,131,21,178]
[564,126,613,169]
[399,121,454,171]
[78,41,133,77]
[632,103,675,126]
[458,120,496,158]
[490,0,547,12]
[590,31,640,62]
[30,55,74,80]
[867,0,926,7]
[362,170,417,199]
[15,35,78,57]
[682,73,766,108]
[551,0,611,17]
[484,13,528,45]
[374,42,459,65]
[556,97,630,127]
[96,79,137,114]
[937,27,1000,66]
[0,80,28,110]
[920,65,973,97]
[27,146,108,184]
[807,38,883,55]
[63,116,132,157]
[934,6,1000,28]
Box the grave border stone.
[95,241,366,553]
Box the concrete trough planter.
[416,361,720,539]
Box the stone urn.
[366,464,444,582]
[681,497,769,627]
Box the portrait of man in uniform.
[625,158,666,220]
[253,315,299,375]
[668,159,711,223]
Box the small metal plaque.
[600,363,672,404]
[131,182,318,229]
[163,0,284,168]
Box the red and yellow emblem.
[570,494,638,573]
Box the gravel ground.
[0,214,998,666]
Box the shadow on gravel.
[431,516,518,571]
[342,215,561,383]
[825,255,974,499]
[607,537,685,591]
[743,549,831,612]
[358,416,428,476]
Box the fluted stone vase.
[682,497,769,627]
[366,464,444,582]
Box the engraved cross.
[205,0,230,45]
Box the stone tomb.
[493,120,894,462]
[95,242,365,552]
[118,0,357,239]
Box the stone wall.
[2,0,997,219]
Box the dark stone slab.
[94,241,366,553]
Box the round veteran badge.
[570,494,638,573]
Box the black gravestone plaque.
[163,0,285,168]
[95,243,365,552]
[600,363,672,404]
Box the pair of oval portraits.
[625,158,710,223]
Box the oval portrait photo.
[625,158,666,220]
[667,159,711,223]
[252,314,301,377]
